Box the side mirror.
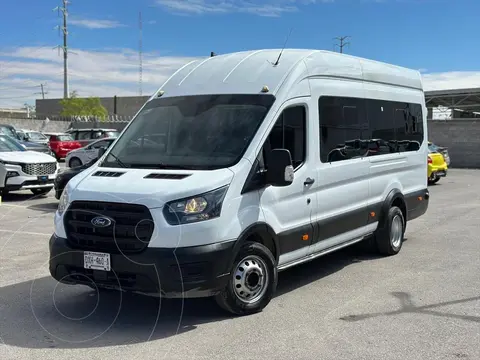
[97,147,107,158]
[266,149,294,187]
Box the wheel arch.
[379,189,407,229]
[230,222,280,266]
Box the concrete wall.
[35,96,150,117]
[1,117,71,133]
[2,117,480,169]
[428,120,480,168]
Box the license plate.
[37,175,48,182]
[437,171,446,177]
[84,251,111,271]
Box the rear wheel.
[31,187,53,196]
[374,206,405,256]
[215,241,277,316]
[428,176,440,185]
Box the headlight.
[163,186,228,225]
[57,187,70,216]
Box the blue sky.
[0,0,479,107]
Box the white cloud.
[156,0,320,17]
[422,71,480,91]
[0,46,198,108]
[1,45,479,110]
[70,18,126,29]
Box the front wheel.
[69,157,82,168]
[31,187,53,196]
[215,242,277,316]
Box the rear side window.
[78,131,92,140]
[319,96,424,163]
[318,96,368,163]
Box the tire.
[69,157,82,168]
[31,187,53,196]
[214,241,277,316]
[428,177,440,185]
[374,206,405,256]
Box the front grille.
[22,162,57,175]
[64,201,154,253]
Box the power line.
[54,0,69,98]
[334,36,351,54]
[34,83,48,99]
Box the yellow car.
[428,150,448,185]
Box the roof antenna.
[271,27,293,66]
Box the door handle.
[304,177,315,186]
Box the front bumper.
[49,234,235,298]
[3,164,57,191]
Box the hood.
[0,150,57,164]
[69,166,235,209]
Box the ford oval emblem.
[91,216,112,228]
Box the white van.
[49,49,429,315]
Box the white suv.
[0,135,59,196]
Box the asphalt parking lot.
[0,169,479,360]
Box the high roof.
[156,49,423,98]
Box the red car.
[45,132,83,160]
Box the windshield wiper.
[104,153,128,168]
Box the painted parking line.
[0,229,51,236]
[0,203,29,208]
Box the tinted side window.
[266,105,306,169]
[367,99,397,155]
[92,140,108,149]
[78,131,92,140]
[394,103,423,151]
[92,131,103,139]
[319,96,368,163]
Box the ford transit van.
[49,49,429,315]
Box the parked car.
[65,128,119,147]
[65,137,116,168]
[17,129,50,146]
[44,132,83,161]
[0,124,55,157]
[54,157,98,199]
[0,124,21,140]
[428,150,448,185]
[0,134,59,196]
[428,141,450,166]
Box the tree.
[59,91,108,120]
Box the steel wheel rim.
[232,255,269,304]
[390,214,403,248]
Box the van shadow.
[0,247,380,349]
[27,202,59,213]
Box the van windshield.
[100,94,275,170]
